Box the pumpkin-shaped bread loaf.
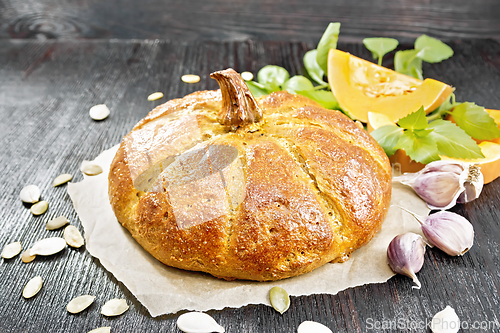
[108,68,392,281]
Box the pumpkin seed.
[81,164,103,176]
[1,241,22,259]
[87,328,111,333]
[20,185,41,203]
[63,225,85,248]
[269,286,290,314]
[46,215,69,230]
[53,173,73,187]
[30,201,48,215]
[297,321,333,333]
[101,299,129,316]
[181,74,200,84]
[176,312,225,333]
[89,104,110,121]
[21,249,36,263]
[30,237,66,256]
[67,295,96,313]
[241,71,254,81]
[23,276,43,298]
[147,92,164,101]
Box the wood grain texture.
[0,0,499,42]
[0,39,500,332]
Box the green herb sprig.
[371,106,491,164]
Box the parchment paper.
[67,145,429,317]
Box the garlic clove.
[422,211,474,256]
[412,171,461,208]
[393,160,483,210]
[430,306,460,333]
[387,232,426,289]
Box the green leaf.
[394,49,423,80]
[414,35,454,63]
[303,49,327,85]
[245,81,270,98]
[397,106,428,130]
[362,38,399,66]
[370,125,404,156]
[451,102,500,140]
[282,75,315,94]
[316,22,341,74]
[428,119,485,159]
[257,65,290,92]
[297,89,339,109]
[394,130,440,164]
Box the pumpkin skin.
[327,49,454,123]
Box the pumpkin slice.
[328,49,453,123]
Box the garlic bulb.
[393,161,483,210]
[387,232,426,289]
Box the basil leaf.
[394,49,423,80]
[414,35,454,63]
[303,49,327,85]
[282,75,315,94]
[394,130,440,164]
[362,38,399,66]
[245,81,270,98]
[428,119,485,159]
[297,89,339,110]
[397,106,427,130]
[370,125,404,156]
[316,22,341,74]
[257,65,290,92]
[451,102,500,140]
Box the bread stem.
[210,68,263,128]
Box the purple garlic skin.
[412,171,460,208]
[393,161,483,210]
[422,211,474,256]
[387,232,426,289]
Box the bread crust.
[108,90,392,281]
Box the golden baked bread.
[108,68,392,281]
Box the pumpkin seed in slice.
[89,104,110,121]
[297,321,333,333]
[64,225,85,248]
[46,215,69,230]
[53,173,73,187]
[269,286,290,314]
[241,71,254,81]
[181,74,200,84]
[101,299,129,316]
[20,185,41,203]
[147,92,164,101]
[30,237,66,256]
[21,249,36,263]
[30,201,48,215]
[2,241,22,259]
[81,164,103,176]
[176,312,225,333]
[23,276,43,298]
[87,327,111,333]
[67,295,96,314]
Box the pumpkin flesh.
[328,49,454,123]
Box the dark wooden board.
[0,39,500,332]
[1,0,500,42]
